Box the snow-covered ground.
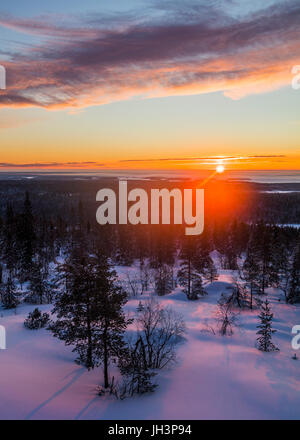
[0,268,300,420]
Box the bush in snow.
[226,279,249,309]
[216,294,238,335]
[117,337,157,399]
[98,299,183,400]
[135,299,185,369]
[125,271,142,297]
[24,308,50,330]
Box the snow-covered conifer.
[256,300,279,352]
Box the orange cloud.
[0,1,299,110]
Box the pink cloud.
[0,1,299,109]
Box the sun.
[216,165,225,174]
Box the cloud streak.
[0,0,299,109]
[0,162,105,168]
[119,155,286,163]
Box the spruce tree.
[256,300,279,352]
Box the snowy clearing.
[0,269,299,420]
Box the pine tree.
[115,225,135,266]
[256,223,278,294]
[154,264,173,296]
[256,300,279,352]
[214,222,238,270]
[149,226,175,268]
[49,250,131,388]
[223,224,239,270]
[195,232,218,283]
[135,225,151,267]
[17,192,35,281]
[77,199,85,232]
[242,242,260,309]
[3,204,17,273]
[232,221,250,257]
[206,262,218,283]
[178,238,207,300]
[2,272,19,309]
[227,280,248,309]
[287,245,300,304]
[274,236,293,302]
[213,221,228,267]
[27,262,48,304]
[244,224,278,296]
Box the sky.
[0,0,299,171]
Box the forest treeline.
[0,189,300,306]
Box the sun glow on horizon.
[216,165,225,174]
